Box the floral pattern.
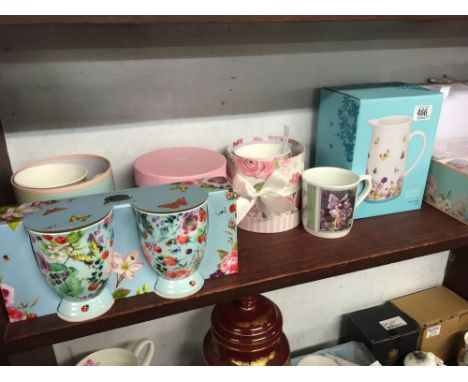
[28,212,114,301]
[367,175,403,201]
[1,276,38,323]
[237,158,274,180]
[110,250,144,299]
[319,190,355,232]
[0,200,56,231]
[210,189,238,278]
[135,204,208,281]
[425,175,468,224]
[336,95,359,164]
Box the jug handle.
[132,339,155,366]
[404,131,427,176]
[355,175,372,208]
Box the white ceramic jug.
[366,115,426,202]
[77,339,155,366]
[403,351,444,366]
[457,331,468,366]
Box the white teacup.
[234,142,291,160]
[77,339,155,366]
[302,167,372,239]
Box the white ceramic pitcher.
[77,339,155,366]
[366,115,426,202]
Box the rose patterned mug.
[302,167,372,239]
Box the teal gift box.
[315,82,443,218]
[0,177,237,323]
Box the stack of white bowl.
[11,154,115,204]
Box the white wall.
[0,20,465,365]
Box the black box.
[342,302,420,365]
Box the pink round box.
[133,147,227,187]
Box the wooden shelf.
[1,15,468,25]
[4,203,468,354]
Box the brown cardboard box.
[391,286,468,362]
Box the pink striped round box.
[133,147,227,187]
[227,136,305,233]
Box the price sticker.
[413,105,433,121]
[379,316,408,331]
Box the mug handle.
[132,339,155,366]
[404,131,427,176]
[355,175,372,208]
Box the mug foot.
[57,287,114,322]
[154,271,204,299]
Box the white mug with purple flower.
[302,167,372,238]
[133,186,209,299]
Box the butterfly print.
[43,207,67,216]
[69,214,91,223]
[379,149,390,160]
[158,197,188,209]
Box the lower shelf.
[4,204,468,354]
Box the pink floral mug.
[302,167,372,239]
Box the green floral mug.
[27,211,115,321]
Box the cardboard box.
[0,178,238,323]
[315,82,443,218]
[424,139,468,225]
[343,302,420,365]
[391,286,468,361]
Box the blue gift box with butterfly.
[0,177,237,322]
[315,82,443,218]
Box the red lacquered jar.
[203,295,290,366]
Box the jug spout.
[368,118,381,129]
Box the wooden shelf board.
[5,204,468,353]
[1,16,468,25]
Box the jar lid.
[23,195,112,233]
[210,295,284,351]
[133,184,208,214]
[133,147,226,187]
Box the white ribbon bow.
[233,172,297,223]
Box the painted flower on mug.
[165,269,192,279]
[288,172,301,186]
[278,157,293,175]
[33,250,49,276]
[237,158,274,180]
[319,190,355,232]
[181,213,199,233]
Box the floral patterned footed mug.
[133,186,209,299]
[24,204,115,322]
[301,167,372,239]
[366,115,426,202]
